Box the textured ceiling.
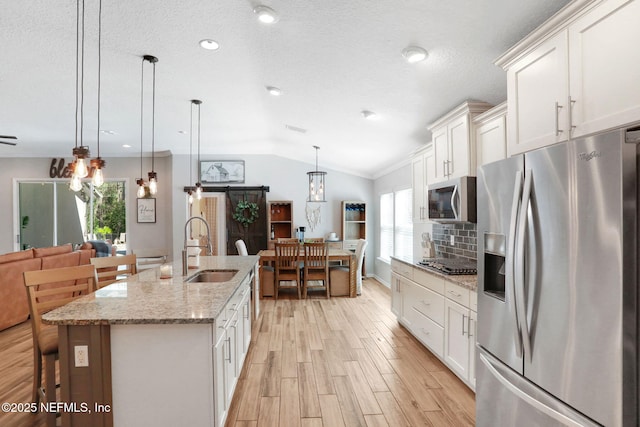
[1,0,570,178]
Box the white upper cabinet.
[411,146,434,223]
[497,0,640,156]
[568,0,640,138]
[504,31,569,156]
[474,102,508,166]
[427,101,493,185]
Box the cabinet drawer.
[406,308,444,358]
[445,282,470,308]
[391,259,413,280]
[343,241,358,251]
[470,290,477,312]
[408,285,444,326]
[413,268,445,294]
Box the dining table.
[257,247,357,297]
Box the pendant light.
[193,99,203,200]
[187,100,202,205]
[90,0,105,187]
[307,145,327,202]
[145,55,159,196]
[136,54,159,198]
[70,0,90,190]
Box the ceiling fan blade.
[0,135,17,140]
[0,141,17,146]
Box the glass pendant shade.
[73,145,91,178]
[70,174,82,192]
[188,190,194,205]
[148,172,158,195]
[195,182,202,200]
[90,157,106,187]
[308,171,327,202]
[136,178,146,198]
[307,145,327,202]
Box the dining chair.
[235,239,249,256]
[303,242,330,298]
[23,264,98,426]
[276,237,299,243]
[330,239,368,296]
[274,242,301,299]
[90,254,137,288]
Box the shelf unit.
[341,201,366,251]
[267,201,293,249]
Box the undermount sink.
[185,269,239,283]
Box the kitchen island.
[42,255,259,427]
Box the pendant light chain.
[151,60,156,174]
[196,100,202,199]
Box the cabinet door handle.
[569,96,576,135]
[462,314,467,336]
[554,102,564,136]
[420,300,430,306]
[225,337,232,362]
[447,290,461,297]
[468,317,474,338]
[447,160,452,177]
[421,328,430,336]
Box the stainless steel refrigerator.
[476,127,640,426]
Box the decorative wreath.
[233,200,259,227]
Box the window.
[379,188,413,262]
[18,180,127,250]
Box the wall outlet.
[74,345,89,367]
[450,235,455,245]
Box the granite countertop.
[391,256,478,291]
[42,256,258,326]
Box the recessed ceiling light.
[122,144,132,148]
[361,110,379,120]
[100,129,116,135]
[266,86,282,96]
[285,124,307,134]
[199,39,220,50]
[178,130,188,135]
[402,45,428,63]
[254,5,278,24]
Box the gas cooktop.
[418,258,477,275]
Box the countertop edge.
[391,256,478,291]
[42,256,258,326]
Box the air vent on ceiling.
[285,124,307,134]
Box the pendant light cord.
[189,102,193,184]
[139,57,144,179]
[96,0,101,157]
[197,102,201,169]
[151,61,156,173]
[80,0,85,148]
[74,0,79,149]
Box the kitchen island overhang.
[42,256,259,427]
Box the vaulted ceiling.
[1,0,570,178]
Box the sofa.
[0,243,97,332]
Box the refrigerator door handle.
[515,168,533,362]
[507,172,523,358]
[479,352,590,427]
[451,184,459,220]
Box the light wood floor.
[225,278,475,427]
[0,278,475,427]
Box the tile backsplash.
[431,223,477,261]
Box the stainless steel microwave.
[427,176,477,223]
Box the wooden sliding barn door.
[226,188,268,255]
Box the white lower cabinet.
[213,277,252,427]
[391,258,477,390]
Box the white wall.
[372,161,412,287]
[0,155,172,256]
[171,154,375,272]
[0,153,374,273]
